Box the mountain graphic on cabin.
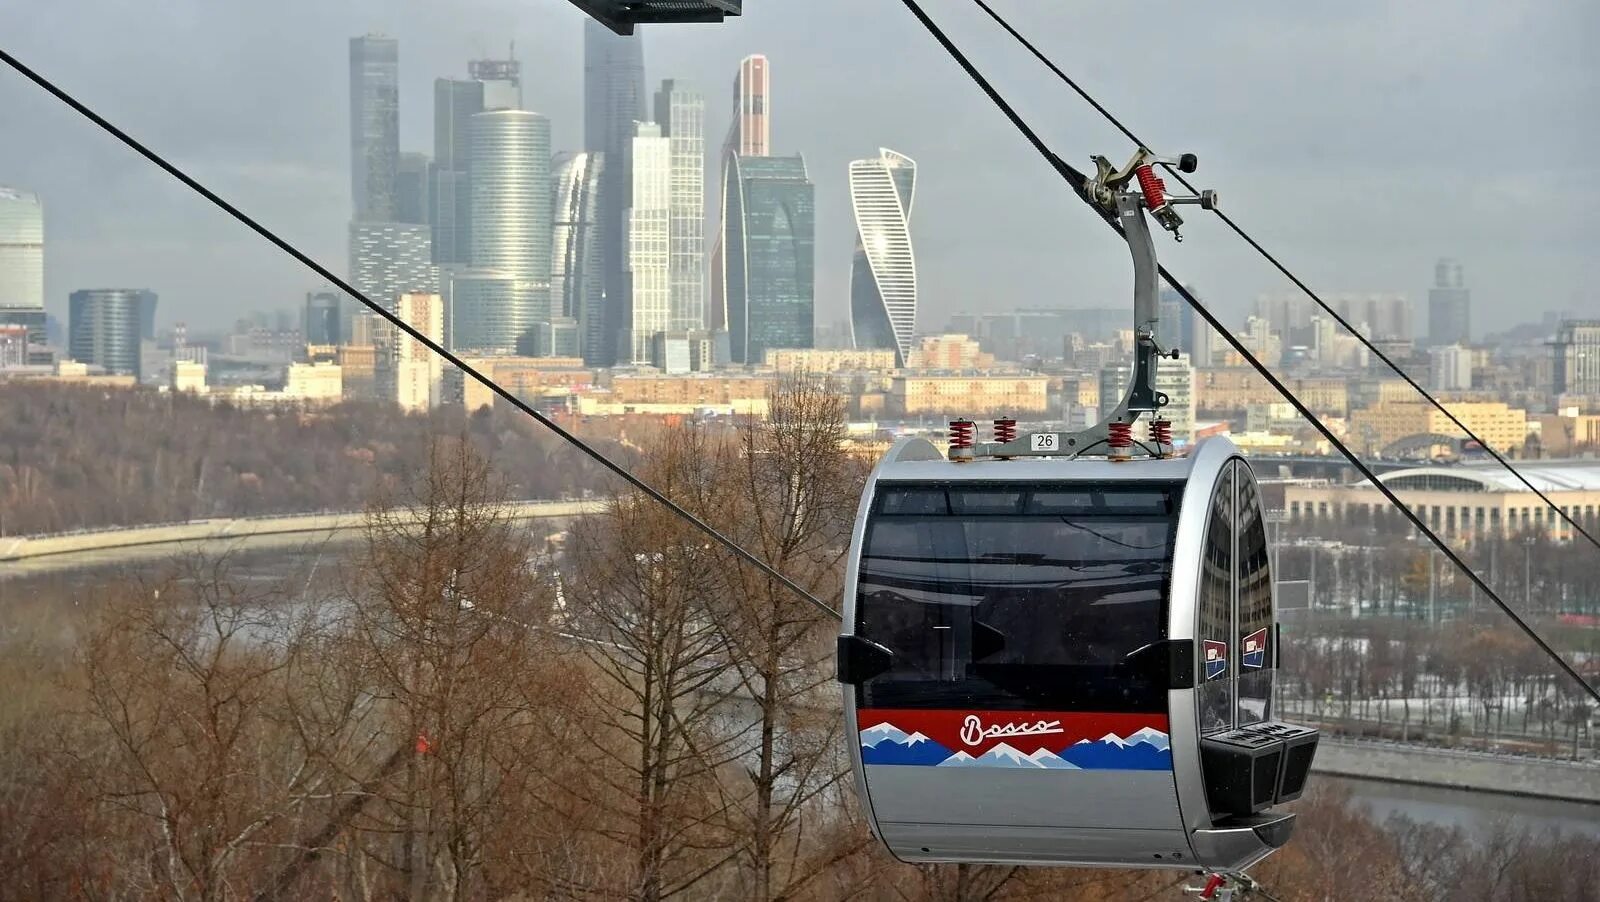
[859,722,953,766]
[858,720,1171,770]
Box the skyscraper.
[349,35,399,222]
[1552,320,1600,396]
[469,110,551,294]
[849,149,918,367]
[470,56,523,112]
[0,186,43,310]
[452,109,551,354]
[623,122,671,364]
[553,152,607,363]
[396,152,431,225]
[723,154,814,364]
[654,80,706,333]
[388,292,445,411]
[584,19,645,362]
[348,222,437,313]
[305,289,342,345]
[430,77,485,266]
[69,289,151,375]
[1428,258,1470,346]
[710,55,771,335]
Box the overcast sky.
[1,0,1595,337]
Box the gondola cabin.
[837,435,1317,871]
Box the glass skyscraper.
[654,80,706,333]
[849,149,918,368]
[0,186,43,311]
[723,155,814,365]
[553,152,607,363]
[430,77,485,266]
[348,222,437,314]
[69,289,152,376]
[1428,258,1470,347]
[623,122,671,365]
[349,35,399,222]
[710,55,770,335]
[583,19,645,363]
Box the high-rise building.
[552,152,607,363]
[723,154,814,364]
[1430,344,1474,392]
[848,149,918,367]
[470,56,522,112]
[469,109,552,348]
[348,221,438,314]
[349,35,399,222]
[69,289,151,376]
[305,289,342,345]
[388,292,445,411]
[1428,258,1470,346]
[654,80,706,333]
[584,19,645,363]
[445,269,541,354]
[0,186,43,311]
[396,152,431,225]
[711,55,771,335]
[430,77,485,266]
[622,122,671,364]
[1552,320,1600,397]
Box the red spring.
[993,417,1017,444]
[1149,418,1173,447]
[948,420,975,449]
[1135,164,1166,210]
[1107,420,1133,450]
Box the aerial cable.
[0,46,842,624]
[897,0,1599,703]
[966,0,1600,555]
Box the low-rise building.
[1349,399,1529,456]
[283,361,343,404]
[763,347,897,373]
[890,374,1049,417]
[171,360,207,394]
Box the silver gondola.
[836,151,1318,873]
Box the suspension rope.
[0,46,842,623]
[967,0,1600,554]
[897,0,1598,703]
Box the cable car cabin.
[837,435,1317,871]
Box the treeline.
[1,380,1596,899]
[0,383,627,535]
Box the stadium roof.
[1372,459,1600,493]
[566,0,742,35]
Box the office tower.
[470,55,522,112]
[553,152,607,363]
[1428,258,1470,346]
[584,19,645,362]
[305,289,342,345]
[1552,320,1600,396]
[445,270,540,354]
[622,122,671,364]
[468,109,552,352]
[430,78,485,266]
[349,35,399,222]
[711,54,770,334]
[348,221,438,313]
[69,289,151,375]
[396,152,431,225]
[723,155,814,364]
[0,186,43,310]
[654,80,706,332]
[848,149,918,367]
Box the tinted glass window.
[1198,464,1235,734]
[856,481,1181,712]
[1236,466,1274,726]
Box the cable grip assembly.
[1088,148,1217,241]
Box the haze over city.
[1,0,1595,334]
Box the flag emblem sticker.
[1203,639,1228,681]
[1242,628,1268,670]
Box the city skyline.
[0,0,1593,337]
